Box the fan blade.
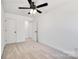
[18,7,31,9]
[28,0,32,5]
[37,10,42,13]
[36,3,48,8]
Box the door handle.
[14,31,16,33]
[35,31,38,32]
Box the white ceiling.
[2,0,72,17]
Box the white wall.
[36,0,78,57]
[1,5,6,55]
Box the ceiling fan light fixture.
[33,9,37,14]
[30,9,34,14]
[30,9,37,14]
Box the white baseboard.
[39,41,77,58]
[1,43,6,56]
[50,45,78,58]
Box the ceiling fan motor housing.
[30,2,36,9]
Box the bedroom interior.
[1,0,78,59]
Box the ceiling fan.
[18,0,48,14]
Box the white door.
[6,18,16,43]
[16,19,25,42]
[32,21,38,42]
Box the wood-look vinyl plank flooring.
[2,39,77,59]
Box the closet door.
[6,18,17,44]
[16,18,25,42]
[32,20,38,42]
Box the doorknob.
[14,31,16,33]
[35,31,38,32]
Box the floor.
[2,39,77,59]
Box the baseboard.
[1,44,5,56]
[39,41,77,58]
[50,45,78,58]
